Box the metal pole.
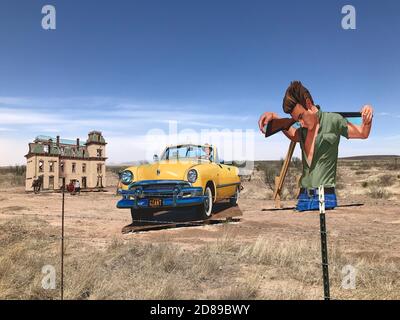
[61,177,65,300]
[318,185,330,300]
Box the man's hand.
[258,112,279,134]
[348,104,374,139]
[361,105,373,125]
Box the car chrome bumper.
[116,180,204,209]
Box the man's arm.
[258,112,300,142]
[347,105,373,139]
[283,126,300,142]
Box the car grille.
[132,182,192,198]
[142,184,177,191]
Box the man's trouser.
[296,187,337,212]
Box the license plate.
[149,198,162,207]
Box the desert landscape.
[0,156,399,300]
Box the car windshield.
[161,145,213,161]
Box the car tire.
[229,186,239,206]
[197,186,213,219]
[130,208,153,223]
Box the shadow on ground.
[123,202,241,233]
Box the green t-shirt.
[299,108,349,189]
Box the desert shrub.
[257,160,300,199]
[0,165,26,186]
[263,166,279,192]
[291,157,302,171]
[355,170,366,175]
[385,158,399,170]
[361,181,368,188]
[360,162,372,170]
[368,186,391,199]
[377,175,397,187]
[106,166,125,176]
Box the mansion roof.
[26,131,106,159]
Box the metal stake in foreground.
[318,185,330,300]
[61,178,65,300]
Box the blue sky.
[0,0,399,165]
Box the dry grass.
[0,218,398,300]
[0,166,26,187]
[0,219,231,300]
[0,218,59,299]
[237,236,400,299]
[221,274,261,300]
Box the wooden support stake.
[273,140,297,208]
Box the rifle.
[265,112,362,137]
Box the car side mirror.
[153,154,159,162]
[220,160,224,164]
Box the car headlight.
[187,169,198,183]
[120,170,133,185]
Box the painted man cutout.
[258,81,373,211]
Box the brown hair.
[282,81,314,114]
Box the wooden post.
[273,141,296,208]
[274,176,281,209]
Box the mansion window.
[72,163,76,173]
[60,162,64,173]
[97,163,102,174]
[38,160,44,173]
[82,163,86,173]
[97,149,103,157]
[49,162,54,173]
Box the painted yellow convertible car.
[117,144,241,220]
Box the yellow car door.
[214,163,236,200]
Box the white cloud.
[0,138,28,166]
[0,127,15,132]
[0,108,61,125]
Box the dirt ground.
[0,186,399,250]
[0,159,399,300]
